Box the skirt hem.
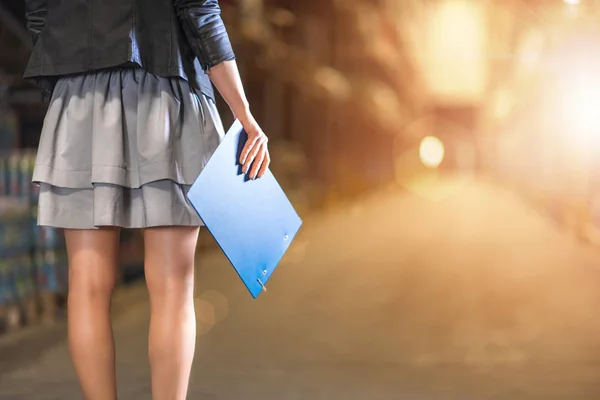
[38,204,204,230]
[32,160,204,189]
[36,180,204,229]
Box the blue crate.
[0,258,18,307]
[0,155,6,197]
[0,201,32,259]
[6,154,20,199]
[36,250,69,293]
[0,151,36,202]
[0,221,32,257]
[34,226,63,250]
[19,153,35,201]
[14,255,36,301]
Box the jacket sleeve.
[173,0,236,71]
[25,0,49,45]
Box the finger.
[256,151,270,179]
[240,140,256,166]
[250,146,266,179]
[243,138,265,174]
[242,155,253,175]
[242,141,258,173]
[242,144,258,174]
[240,135,260,165]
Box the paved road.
[2,177,600,399]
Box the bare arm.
[207,61,250,123]
[173,0,269,179]
[209,61,269,179]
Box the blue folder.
[186,120,303,298]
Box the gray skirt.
[33,67,225,229]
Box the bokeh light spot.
[419,136,445,168]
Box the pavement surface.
[2,176,600,399]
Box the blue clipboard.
[186,120,302,298]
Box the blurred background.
[3,0,600,398]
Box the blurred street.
[2,176,600,399]
[4,0,600,398]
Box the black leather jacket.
[23,0,236,100]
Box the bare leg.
[144,226,199,400]
[65,228,120,400]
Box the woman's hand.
[205,61,270,179]
[238,114,270,180]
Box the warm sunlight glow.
[419,136,445,168]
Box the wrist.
[235,107,252,124]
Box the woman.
[23,0,269,398]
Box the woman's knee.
[145,262,195,301]
[65,228,121,298]
[69,264,117,298]
[143,226,199,300]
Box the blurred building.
[3,0,597,204]
[222,0,427,198]
[0,0,45,149]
